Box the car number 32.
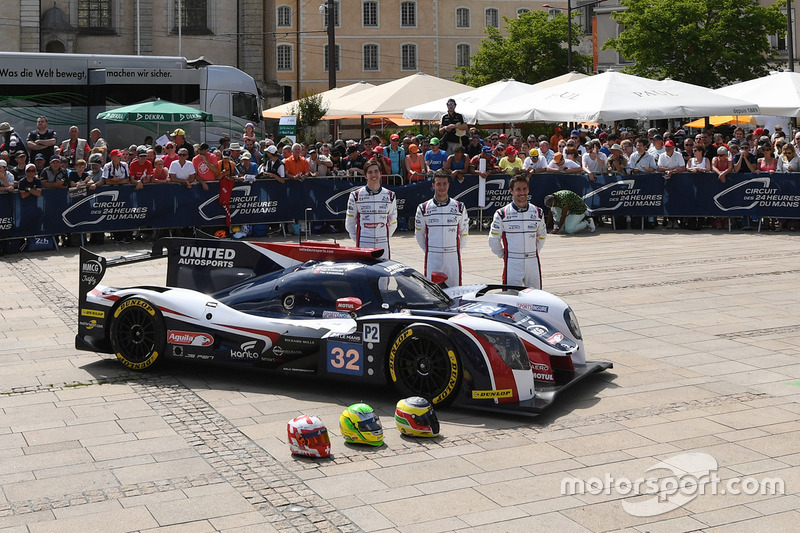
[326,342,363,376]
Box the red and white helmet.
[287,415,331,458]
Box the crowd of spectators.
[1,116,795,237]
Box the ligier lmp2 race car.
[76,237,612,414]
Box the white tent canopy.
[480,71,760,123]
[529,71,589,90]
[323,72,472,118]
[402,79,531,123]
[262,81,374,119]
[714,71,800,117]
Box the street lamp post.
[544,0,606,72]
[543,0,574,71]
[788,0,795,72]
[320,0,337,89]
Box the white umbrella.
[529,71,589,90]
[324,72,472,118]
[481,71,760,123]
[714,71,800,116]
[402,79,530,123]
[262,81,375,119]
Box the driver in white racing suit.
[415,170,469,286]
[345,159,398,259]
[488,175,547,288]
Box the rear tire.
[388,325,461,406]
[109,297,166,371]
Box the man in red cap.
[498,146,524,175]
[657,140,685,178]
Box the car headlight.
[477,330,529,370]
[563,307,582,340]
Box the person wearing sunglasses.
[439,98,466,155]
[17,163,41,199]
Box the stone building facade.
[0,0,281,100]
[274,0,540,104]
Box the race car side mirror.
[336,297,362,313]
[431,272,448,285]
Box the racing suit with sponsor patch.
[414,197,469,286]
[488,202,547,289]
[345,185,398,259]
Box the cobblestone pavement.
[1,225,799,532]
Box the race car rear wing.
[79,237,384,296]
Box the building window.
[277,5,292,27]
[277,44,292,71]
[323,1,340,28]
[771,8,796,54]
[282,85,293,103]
[456,44,471,67]
[401,43,417,70]
[517,8,531,16]
[547,8,562,19]
[363,43,379,71]
[456,7,470,28]
[173,0,211,35]
[401,1,417,28]
[363,1,378,27]
[323,44,341,72]
[78,0,112,31]
[485,7,499,28]
[616,24,634,64]
[577,5,594,34]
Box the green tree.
[289,91,329,143]
[456,11,592,87]
[604,0,786,88]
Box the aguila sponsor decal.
[546,332,564,345]
[167,330,214,346]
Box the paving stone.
[3,229,800,532]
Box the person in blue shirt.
[424,137,448,174]
[386,134,405,178]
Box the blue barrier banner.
[1,173,799,239]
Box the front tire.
[109,297,166,371]
[388,325,461,406]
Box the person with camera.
[370,146,392,175]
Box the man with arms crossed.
[345,159,398,259]
[488,176,547,289]
[415,170,469,286]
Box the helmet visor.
[358,417,382,433]
[298,428,330,448]
[415,412,440,435]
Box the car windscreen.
[374,268,452,310]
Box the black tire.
[388,324,461,406]
[109,297,166,371]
